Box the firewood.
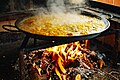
[75,74,82,80]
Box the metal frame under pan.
[19,30,100,49]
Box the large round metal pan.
[2,10,110,41]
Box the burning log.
[57,57,66,74]
[98,59,106,69]
[23,40,106,80]
[75,74,82,80]
[55,67,62,80]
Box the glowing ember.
[24,40,105,80]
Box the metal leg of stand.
[114,31,119,52]
[20,35,30,50]
[34,38,37,46]
[114,31,119,64]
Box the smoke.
[46,0,66,13]
[46,0,88,13]
[33,0,89,26]
[67,0,87,5]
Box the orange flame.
[45,40,91,79]
[32,40,105,80]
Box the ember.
[23,40,106,80]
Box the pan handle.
[2,25,20,32]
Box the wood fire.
[23,40,106,80]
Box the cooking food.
[18,13,106,36]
